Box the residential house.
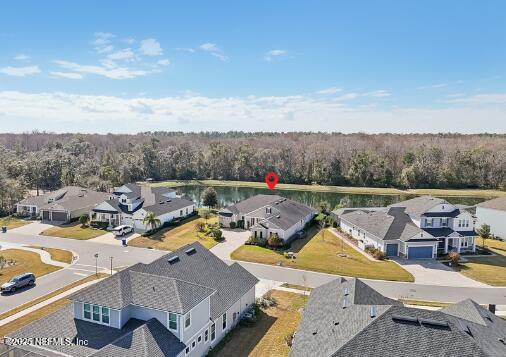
[335,196,477,259]
[6,242,259,357]
[476,196,506,239]
[16,186,110,222]
[218,194,316,243]
[291,277,506,357]
[91,183,195,231]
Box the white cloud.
[123,38,136,44]
[363,90,390,97]
[264,49,288,61]
[157,59,170,66]
[50,71,83,79]
[53,60,148,79]
[176,47,195,53]
[96,45,114,54]
[418,83,448,89]
[107,48,135,60]
[2,90,503,134]
[317,87,343,94]
[199,43,229,62]
[0,65,41,77]
[14,54,30,61]
[140,38,163,56]
[443,93,506,105]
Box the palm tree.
[143,212,161,231]
[79,214,90,228]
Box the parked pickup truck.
[112,225,134,237]
[1,273,36,293]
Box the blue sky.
[1,1,505,133]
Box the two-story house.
[335,196,477,259]
[91,183,195,231]
[7,242,259,357]
[218,194,316,243]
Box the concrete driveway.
[88,232,140,246]
[210,229,250,260]
[9,221,55,235]
[391,258,487,287]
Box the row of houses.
[16,183,196,232]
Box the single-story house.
[91,183,195,231]
[6,242,259,357]
[219,194,316,243]
[334,196,477,259]
[291,277,506,357]
[476,196,506,239]
[16,186,110,222]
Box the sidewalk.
[0,277,105,326]
[329,228,377,261]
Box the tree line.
[0,132,504,215]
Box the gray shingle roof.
[477,196,506,211]
[389,196,450,216]
[221,194,282,216]
[19,186,109,212]
[291,278,506,357]
[132,242,259,319]
[90,318,185,357]
[143,197,194,216]
[70,265,215,314]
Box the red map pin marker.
[265,172,279,190]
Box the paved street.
[0,229,166,314]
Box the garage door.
[385,244,399,257]
[408,246,433,259]
[42,210,50,221]
[51,211,68,222]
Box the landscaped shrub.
[229,221,236,229]
[267,234,284,248]
[447,251,461,266]
[90,221,108,230]
[237,219,244,228]
[194,222,206,232]
[365,247,385,260]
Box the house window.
[425,218,433,227]
[185,312,191,329]
[205,329,209,342]
[92,305,100,321]
[198,335,202,343]
[222,313,227,330]
[260,231,263,239]
[191,340,196,349]
[83,304,91,319]
[185,347,190,355]
[254,231,257,238]
[169,312,177,330]
[211,323,216,341]
[180,209,183,216]
[441,218,448,227]
[186,208,189,214]
[101,307,109,324]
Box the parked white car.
[112,225,134,237]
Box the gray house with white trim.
[334,196,477,259]
[291,277,506,357]
[6,242,258,357]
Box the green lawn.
[231,229,414,282]
[209,290,306,357]
[129,210,219,251]
[456,237,506,286]
[40,223,107,240]
[0,217,30,229]
[151,179,506,198]
[0,249,61,285]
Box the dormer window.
[83,303,109,325]
[425,218,433,227]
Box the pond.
[175,185,487,209]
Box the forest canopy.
[0,131,504,214]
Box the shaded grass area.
[280,283,312,292]
[456,237,506,286]
[0,249,61,285]
[210,291,306,357]
[231,230,414,282]
[27,246,74,264]
[129,210,219,251]
[0,217,30,229]
[41,222,107,240]
[151,179,505,198]
[0,273,108,322]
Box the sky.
[0,0,505,134]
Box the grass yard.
[27,246,74,264]
[231,229,414,282]
[455,237,506,286]
[0,249,61,285]
[0,217,30,229]
[129,210,219,251]
[151,179,506,198]
[41,222,107,240]
[210,291,306,357]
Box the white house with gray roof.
[91,183,195,231]
[335,196,477,259]
[291,277,506,357]
[16,186,110,222]
[476,196,506,239]
[6,242,258,357]
[219,194,316,243]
